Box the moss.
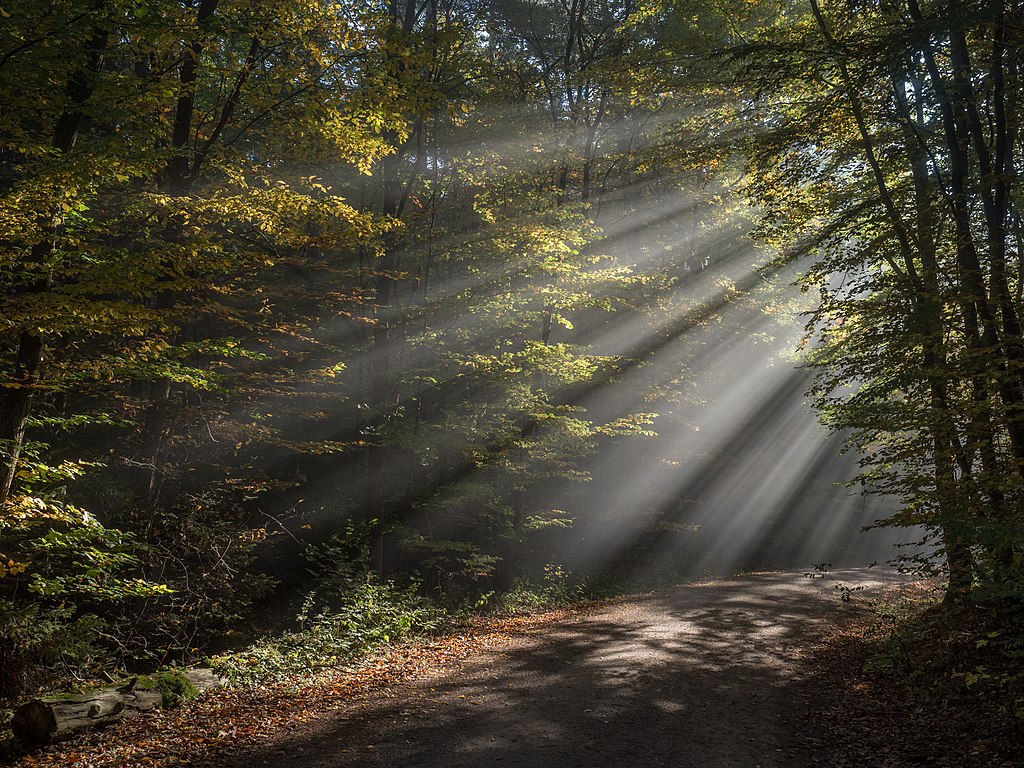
[144,671,199,709]
[135,675,158,691]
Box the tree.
[737,0,1024,602]
[0,0,399,688]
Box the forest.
[1,0,1023,761]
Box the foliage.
[496,563,592,613]
[0,601,105,700]
[0,494,169,696]
[736,0,1024,604]
[0,0,400,694]
[210,581,442,686]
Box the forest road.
[221,568,907,768]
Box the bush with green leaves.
[495,563,592,614]
[0,494,170,697]
[211,580,442,686]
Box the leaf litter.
[5,607,594,768]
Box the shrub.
[0,495,169,698]
[211,580,442,686]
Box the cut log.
[11,668,223,743]
[12,688,159,743]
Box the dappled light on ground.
[213,569,907,768]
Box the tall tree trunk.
[132,0,219,508]
[891,55,980,600]
[365,0,431,576]
[908,0,1024,474]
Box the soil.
[212,568,908,768]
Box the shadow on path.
[211,569,906,768]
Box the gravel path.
[224,569,906,768]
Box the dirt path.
[214,568,905,768]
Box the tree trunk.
[0,331,44,504]
[129,0,220,508]
[364,1,431,576]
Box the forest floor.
[8,568,1021,767]
[7,566,958,768]
[210,568,902,768]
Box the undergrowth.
[823,581,1024,766]
[207,558,623,688]
[209,580,443,686]
[487,564,597,614]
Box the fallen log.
[11,669,222,743]
[11,687,160,743]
